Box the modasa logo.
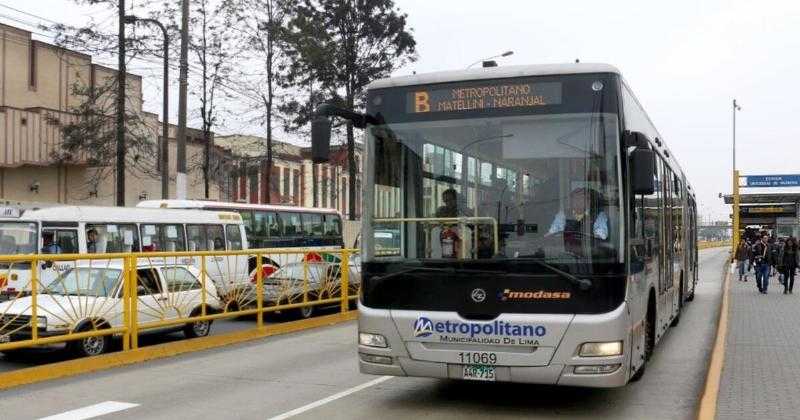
[413,317,434,337]
[499,289,571,301]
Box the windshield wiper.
[513,257,593,291]
[372,266,503,282]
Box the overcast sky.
[4,0,800,221]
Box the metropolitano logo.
[413,317,434,338]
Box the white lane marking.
[267,376,392,420]
[39,401,139,420]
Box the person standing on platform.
[753,233,772,294]
[780,237,799,294]
[735,240,752,282]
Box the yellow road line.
[0,311,359,391]
[697,262,731,420]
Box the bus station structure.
[724,173,800,249]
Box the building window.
[283,167,290,202]
[321,166,328,208]
[29,42,37,89]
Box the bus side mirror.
[631,148,655,195]
[311,116,332,163]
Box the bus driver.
[547,187,609,254]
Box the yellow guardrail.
[699,240,731,250]
[0,248,359,357]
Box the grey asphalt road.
[0,247,727,420]
[0,305,342,373]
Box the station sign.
[745,174,800,187]
[740,205,796,214]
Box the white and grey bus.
[0,206,248,299]
[311,63,698,387]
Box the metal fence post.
[256,253,264,329]
[303,255,309,305]
[122,256,131,351]
[30,256,38,342]
[200,256,207,317]
[129,255,139,349]
[340,250,350,313]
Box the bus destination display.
[408,81,562,114]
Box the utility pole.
[176,0,190,199]
[732,99,742,254]
[116,0,126,206]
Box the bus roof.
[137,200,341,216]
[0,205,242,224]
[368,63,621,90]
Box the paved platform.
[717,265,800,419]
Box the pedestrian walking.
[753,234,771,294]
[780,237,799,294]
[735,240,751,282]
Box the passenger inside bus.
[86,229,98,253]
[41,232,62,254]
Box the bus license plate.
[462,365,495,381]
[0,334,9,343]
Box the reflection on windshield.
[46,268,122,297]
[369,112,620,263]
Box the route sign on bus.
[407,80,562,114]
[745,174,800,187]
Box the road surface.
[0,247,728,420]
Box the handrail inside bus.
[373,217,499,256]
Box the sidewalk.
[716,266,800,419]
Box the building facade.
[0,23,233,206]
[216,135,363,220]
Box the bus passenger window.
[87,224,139,253]
[162,224,185,252]
[280,212,302,236]
[302,213,324,237]
[208,225,225,250]
[267,212,282,237]
[324,215,342,236]
[226,225,243,250]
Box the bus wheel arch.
[671,273,683,327]
[645,289,656,361]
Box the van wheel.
[184,308,213,338]
[184,319,212,338]
[294,304,314,319]
[68,323,110,357]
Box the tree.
[290,0,417,219]
[48,78,158,198]
[221,0,293,204]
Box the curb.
[696,258,732,420]
[0,311,359,391]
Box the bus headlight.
[359,332,388,348]
[579,341,622,357]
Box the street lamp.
[732,99,742,253]
[732,99,742,174]
[124,15,170,199]
[467,50,514,69]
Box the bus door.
[660,166,674,329]
[40,224,80,288]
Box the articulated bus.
[311,63,697,387]
[0,206,248,299]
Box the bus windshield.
[368,112,621,264]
